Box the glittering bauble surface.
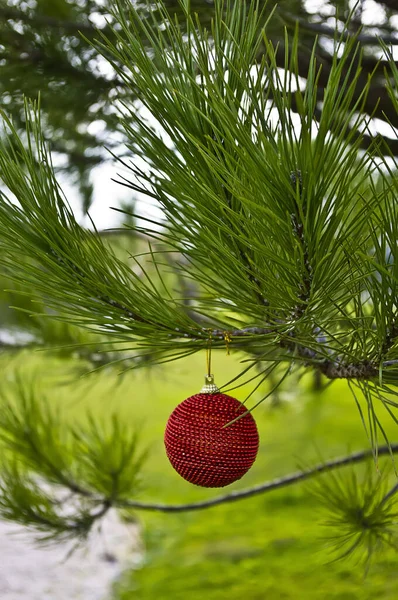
[164,393,259,488]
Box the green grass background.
[2,349,398,599]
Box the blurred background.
[1,0,398,598]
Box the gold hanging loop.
[201,329,219,394]
[224,331,232,355]
[206,330,212,377]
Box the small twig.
[290,170,312,320]
[381,317,398,358]
[49,247,148,324]
[383,360,398,367]
[379,481,398,508]
[24,433,93,499]
[88,500,112,521]
[118,444,398,513]
[222,181,268,307]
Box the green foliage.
[0,376,147,542]
[309,465,398,566]
[1,0,398,567]
[95,0,379,342]
[72,414,147,500]
[0,0,120,208]
[0,232,172,370]
[0,104,200,359]
[111,371,398,599]
[0,464,82,543]
[2,0,397,210]
[1,0,398,435]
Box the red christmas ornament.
[164,375,259,488]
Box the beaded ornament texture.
[164,393,259,488]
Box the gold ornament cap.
[200,374,220,394]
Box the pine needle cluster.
[0,0,398,560]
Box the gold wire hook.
[224,331,232,355]
[201,330,220,393]
[206,330,212,377]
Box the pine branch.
[1,0,398,429]
[209,328,380,380]
[0,323,386,380]
[1,380,397,553]
[4,394,396,515]
[0,387,146,540]
[118,444,398,512]
[0,464,113,543]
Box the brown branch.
[372,0,398,11]
[118,444,398,513]
[209,326,380,380]
[283,12,398,45]
[0,322,386,380]
[318,360,377,379]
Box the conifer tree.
[1,0,398,564]
[2,0,398,208]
